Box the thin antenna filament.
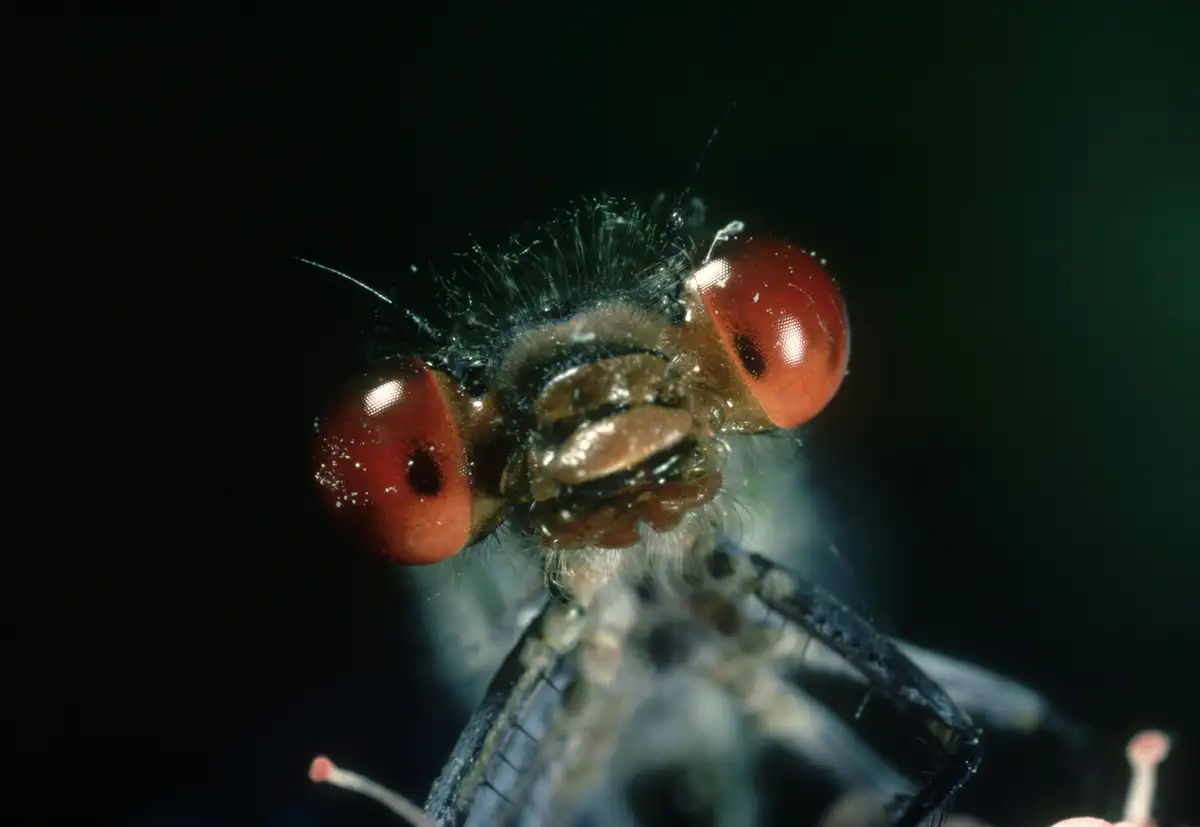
[295,256,394,305]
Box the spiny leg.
[798,637,1098,813]
[423,592,581,826]
[704,542,983,827]
[428,577,653,827]
[500,583,652,827]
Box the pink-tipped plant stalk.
[1049,730,1172,827]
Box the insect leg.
[424,591,581,827]
[795,637,1087,745]
[705,543,983,827]
[501,583,649,827]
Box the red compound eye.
[313,357,471,565]
[691,234,850,429]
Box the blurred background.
[11,4,1199,826]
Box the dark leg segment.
[708,543,983,827]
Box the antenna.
[295,255,444,344]
[294,256,394,306]
[663,100,739,250]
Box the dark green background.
[13,3,1198,825]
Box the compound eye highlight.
[691,234,850,429]
[314,357,472,565]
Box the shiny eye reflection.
[363,379,404,417]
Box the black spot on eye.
[733,333,766,379]
[406,449,443,496]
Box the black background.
[11,5,1200,826]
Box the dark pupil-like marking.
[406,449,443,496]
[733,332,766,379]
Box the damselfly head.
[312,199,849,575]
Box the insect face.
[305,199,1110,827]
[312,203,850,572]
